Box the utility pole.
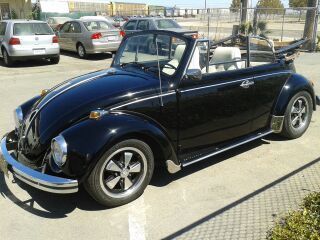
[303,0,318,50]
[241,0,248,24]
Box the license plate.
[33,49,46,55]
[107,36,118,41]
[0,154,9,178]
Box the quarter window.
[249,37,275,66]
[124,20,137,30]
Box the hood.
[22,68,159,157]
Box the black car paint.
[16,30,317,181]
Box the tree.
[289,0,308,8]
[256,0,284,14]
[230,0,241,13]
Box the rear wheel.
[77,43,86,59]
[85,139,154,207]
[2,49,13,67]
[50,55,60,64]
[281,91,313,139]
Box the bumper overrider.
[0,136,78,194]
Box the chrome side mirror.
[186,69,202,81]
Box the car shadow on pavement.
[0,59,54,68]
[60,50,113,61]
[0,138,269,219]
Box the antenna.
[155,36,164,107]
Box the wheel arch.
[59,111,178,181]
[272,73,316,116]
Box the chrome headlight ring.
[13,106,23,129]
[51,135,68,168]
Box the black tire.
[2,48,14,67]
[85,139,154,207]
[77,43,86,59]
[281,91,313,139]
[50,55,60,64]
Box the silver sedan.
[57,19,122,58]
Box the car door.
[248,37,291,131]
[67,21,82,52]
[177,41,256,158]
[58,22,71,50]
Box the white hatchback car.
[0,20,60,67]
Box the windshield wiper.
[120,62,146,69]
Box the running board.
[182,129,273,168]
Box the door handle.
[240,80,254,89]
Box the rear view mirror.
[186,69,202,81]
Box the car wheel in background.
[85,139,154,207]
[50,55,60,64]
[2,49,14,67]
[281,91,313,139]
[77,43,86,59]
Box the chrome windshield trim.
[0,136,78,194]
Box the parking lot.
[0,52,319,239]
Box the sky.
[35,0,290,8]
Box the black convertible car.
[0,30,319,207]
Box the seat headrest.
[174,45,186,61]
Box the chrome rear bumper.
[0,136,78,194]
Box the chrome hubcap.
[100,147,147,198]
[290,96,308,129]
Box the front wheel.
[85,139,154,207]
[281,91,313,139]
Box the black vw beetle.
[1,30,319,207]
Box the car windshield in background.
[115,33,187,76]
[155,19,181,29]
[55,18,71,24]
[83,21,114,31]
[13,23,53,36]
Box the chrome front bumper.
[0,136,78,194]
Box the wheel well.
[76,42,83,49]
[116,133,167,168]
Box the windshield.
[114,33,187,76]
[83,21,114,31]
[13,23,53,36]
[155,19,181,29]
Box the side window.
[249,37,275,67]
[60,22,70,33]
[187,41,208,73]
[0,22,6,35]
[137,20,149,30]
[124,20,137,30]
[69,22,81,33]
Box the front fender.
[59,111,177,179]
[272,73,316,116]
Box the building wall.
[110,2,147,16]
[0,0,32,19]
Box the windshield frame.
[112,30,192,80]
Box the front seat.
[202,47,242,73]
[163,44,186,75]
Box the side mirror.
[186,69,202,81]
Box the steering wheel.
[162,63,177,70]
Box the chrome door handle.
[240,80,255,89]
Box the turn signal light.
[52,36,59,43]
[91,32,102,40]
[120,30,126,37]
[41,89,49,97]
[9,37,20,45]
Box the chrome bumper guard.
[0,136,78,194]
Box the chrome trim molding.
[166,160,181,174]
[271,115,285,133]
[182,129,274,167]
[0,137,78,194]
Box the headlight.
[51,135,67,167]
[13,106,23,129]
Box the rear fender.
[272,73,316,116]
[60,111,178,180]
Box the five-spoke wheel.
[85,139,154,207]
